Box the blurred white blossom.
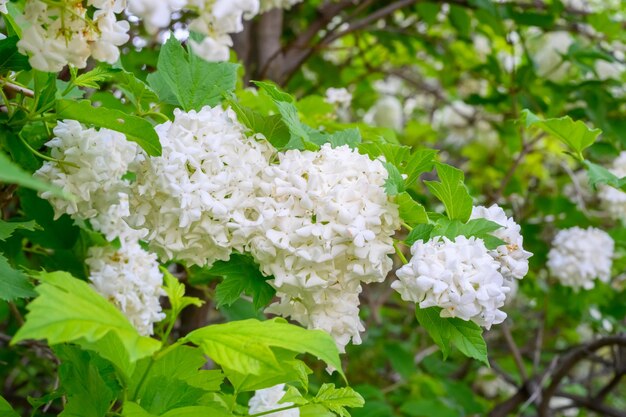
[547,227,614,290]
[248,384,299,417]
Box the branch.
[555,392,626,417]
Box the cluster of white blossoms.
[393,236,509,328]
[18,0,129,72]
[128,106,271,267]
[86,241,166,335]
[431,101,499,148]
[547,227,614,290]
[470,205,532,282]
[248,384,299,417]
[529,31,575,82]
[36,108,400,350]
[35,120,165,335]
[393,205,530,329]
[598,152,626,222]
[259,0,303,13]
[247,144,399,351]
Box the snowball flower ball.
[86,241,165,336]
[392,236,509,329]
[129,105,272,267]
[470,205,532,280]
[248,384,299,417]
[547,226,614,290]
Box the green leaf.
[431,218,506,250]
[76,332,136,381]
[74,65,121,89]
[210,254,275,310]
[182,318,344,378]
[383,162,405,196]
[123,402,231,417]
[415,307,488,365]
[12,271,161,362]
[55,100,162,156]
[405,224,435,245]
[0,219,39,241]
[0,254,36,301]
[313,384,365,417]
[0,152,68,199]
[0,395,20,417]
[252,80,294,103]
[114,70,160,112]
[522,109,601,161]
[55,345,120,417]
[404,149,437,187]
[449,5,471,38]
[162,267,204,320]
[148,36,238,111]
[327,128,362,149]
[424,163,473,222]
[584,160,626,190]
[275,100,311,146]
[396,192,428,225]
[281,385,309,405]
[227,98,290,149]
[0,36,30,74]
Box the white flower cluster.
[0,0,7,14]
[431,101,499,148]
[529,31,574,82]
[470,205,532,282]
[248,384,299,417]
[473,367,516,399]
[128,106,271,267]
[18,0,129,72]
[324,87,352,107]
[34,120,144,242]
[35,121,164,335]
[547,227,614,290]
[247,144,399,351]
[86,241,166,336]
[127,0,187,34]
[364,96,404,131]
[598,151,626,222]
[36,109,400,350]
[393,236,509,329]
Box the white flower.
[267,285,364,353]
[0,0,8,14]
[392,236,509,329]
[598,151,626,221]
[547,227,614,290]
[17,0,129,72]
[594,60,625,81]
[248,144,399,349]
[86,241,165,336]
[470,205,532,280]
[248,384,299,417]
[324,87,352,107]
[364,96,404,131]
[34,120,144,242]
[127,0,187,34]
[259,0,302,13]
[129,106,271,267]
[189,34,233,62]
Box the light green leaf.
[123,402,231,417]
[0,395,20,417]
[0,254,36,301]
[73,65,121,89]
[424,163,473,222]
[281,385,309,405]
[383,163,405,196]
[162,267,204,320]
[313,384,365,417]
[431,218,506,250]
[404,149,437,186]
[114,70,160,111]
[182,318,343,378]
[0,219,39,241]
[0,152,68,199]
[415,307,488,365]
[584,160,626,190]
[148,36,238,111]
[252,80,294,103]
[396,192,428,225]
[405,224,435,245]
[76,332,136,381]
[12,271,161,362]
[327,128,362,149]
[522,109,601,161]
[227,98,290,149]
[55,100,161,156]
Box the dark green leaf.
[0,36,30,73]
[405,224,435,245]
[0,219,39,241]
[0,254,36,301]
[55,99,161,156]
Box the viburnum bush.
[0,1,625,416]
